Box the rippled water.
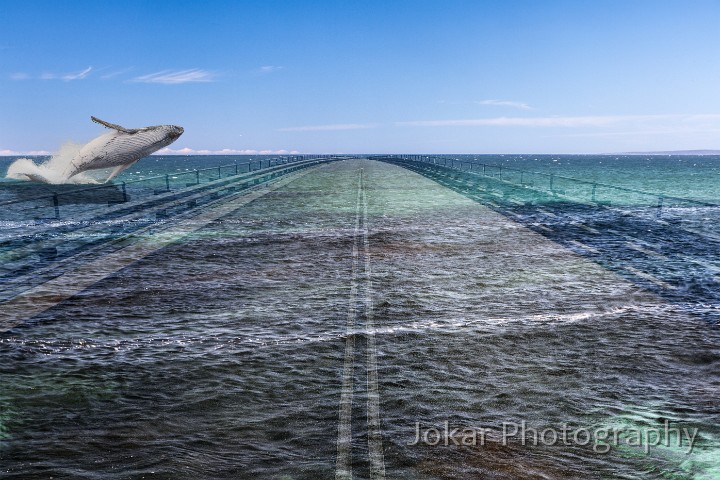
[1,160,719,479]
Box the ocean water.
[447,154,720,202]
[0,157,719,479]
[2,153,720,200]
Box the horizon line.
[2,149,720,157]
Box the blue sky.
[2,0,720,154]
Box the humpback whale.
[62,116,184,183]
[12,116,184,184]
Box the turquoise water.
[2,154,720,201]
[450,154,720,202]
[0,157,719,479]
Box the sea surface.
[0,156,719,479]
[3,154,720,196]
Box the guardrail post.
[218,166,221,178]
[121,181,128,202]
[53,193,60,219]
[591,183,597,202]
[165,174,170,191]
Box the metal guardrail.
[373,155,720,213]
[0,155,338,221]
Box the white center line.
[335,171,363,480]
[360,169,386,480]
[336,166,386,479]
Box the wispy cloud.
[62,66,92,81]
[548,125,720,139]
[100,67,134,80]
[256,65,283,74]
[130,69,216,84]
[155,147,300,155]
[678,114,720,123]
[278,123,380,132]
[394,114,720,128]
[14,66,93,81]
[477,99,532,110]
[275,115,720,132]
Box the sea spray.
[5,141,105,184]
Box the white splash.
[6,142,105,184]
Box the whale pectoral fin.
[104,162,136,183]
[91,116,139,134]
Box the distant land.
[622,149,720,155]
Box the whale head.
[136,124,184,154]
[156,124,184,145]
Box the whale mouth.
[167,127,184,140]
